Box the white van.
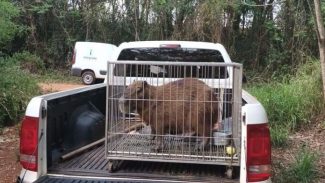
[71,42,117,85]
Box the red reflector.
[247,124,271,182]
[20,116,39,171]
[160,44,181,48]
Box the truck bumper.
[99,70,107,76]
[17,168,38,183]
[249,178,272,183]
[22,175,272,183]
[33,175,239,183]
[71,67,82,77]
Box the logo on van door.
[83,49,97,60]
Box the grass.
[246,61,324,147]
[270,126,289,147]
[274,147,318,183]
[33,69,82,84]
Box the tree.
[6,0,320,73]
[0,0,21,53]
[313,0,325,100]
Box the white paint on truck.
[242,90,268,125]
[25,97,42,118]
[19,168,38,183]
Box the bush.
[275,148,318,183]
[247,61,324,146]
[0,51,45,74]
[0,65,40,128]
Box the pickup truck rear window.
[114,48,228,79]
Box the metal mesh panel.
[105,61,242,166]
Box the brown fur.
[119,78,220,151]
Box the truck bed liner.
[48,144,239,182]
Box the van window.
[114,48,228,79]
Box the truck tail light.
[247,123,271,182]
[20,116,39,171]
[72,49,76,65]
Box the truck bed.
[41,84,239,182]
[47,144,239,182]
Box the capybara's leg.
[150,125,156,140]
[153,127,164,152]
[196,124,211,151]
[154,136,164,152]
[150,125,163,152]
[198,136,210,151]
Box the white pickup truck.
[17,41,271,183]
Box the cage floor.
[49,144,239,182]
[107,118,239,165]
[107,133,239,165]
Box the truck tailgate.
[47,144,239,183]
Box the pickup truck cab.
[18,41,271,183]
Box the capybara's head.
[119,80,149,114]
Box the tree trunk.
[313,0,325,100]
[134,0,140,41]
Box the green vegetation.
[0,51,82,128]
[0,50,84,128]
[269,126,289,147]
[0,65,39,127]
[0,0,22,49]
[0,0,316,73]
[247,61,324,146]
[275,148,318,183]
[1,51,45,73]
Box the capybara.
[118,78,220,151]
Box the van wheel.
[82,71,95,85]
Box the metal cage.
[105,61,242,167]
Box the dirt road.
[38,83,84,93]
[0,83,84,183]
